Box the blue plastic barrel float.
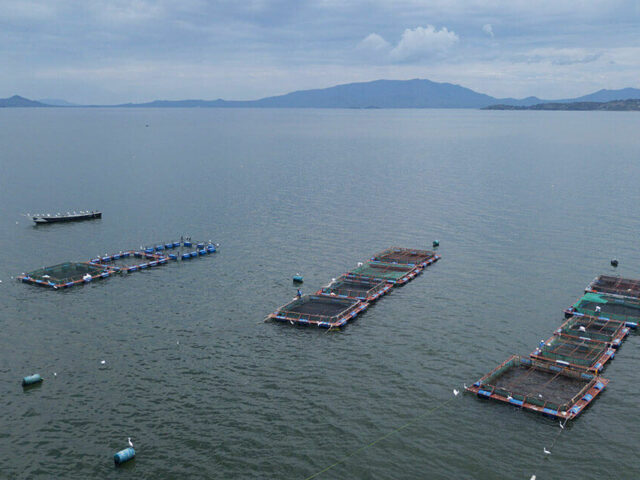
[168,253,177,260]
[207,245,216,253]
[184,241,192,247]
[145,248,154,254]
[190,251,198,258]
[199,249,206,255]
[22,374,43,386]
[165,243,172,249]
[114,447,135,465]
[293,274,304,283]
[182,253,190,260]
[173,241,180,248]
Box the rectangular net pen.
[530,336,615,373]
[317,275,391,302]
[586,275,640,300]
[555,314,630,348]
[267,294,368,328]
[466,355,608,420]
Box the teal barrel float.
[22,374,43,386]
[114,447,135,465]
[293,274,304,283]
[432,240,440,247]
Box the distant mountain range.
[2,79,640,109]
[485,99,640,111]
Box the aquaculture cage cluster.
[17,262,112,288]
[267,246,440,328]
[467,274,638,421]
[567,292,640,328]
[586,274,640,300]
[555,315,628,348]
[17,238,218,289]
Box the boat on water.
[31,211,102,224]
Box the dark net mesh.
[371,248,435,265]
[490,366,588,406]
[278,295,359,319]
[26,262,105,283]
[590,275,640,297]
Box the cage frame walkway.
[17,238,218,289]
[530,335,615,373]
[369,247,440,268]
[267,294,368,328]
[586,274,640,300]
[346,261,423,286]
[566,293,640,329]
[465,355,608,420]
[316,275,391,302]
[555,314,630,348]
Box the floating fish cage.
[267,294,368,328]
[567,293,640,329]
[370,247,439,268]
[317,275,391,302]
[347,262,421,285]
[466,355,608,420]
[556,314,630,348]
[17,262,113,289]
[18,238,218,290]
[530,335,615,373]
[89,250,167,273]
[586,275,640,300]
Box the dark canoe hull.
[33,212,102,224]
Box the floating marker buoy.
[114,447,135,465]
[432,240,440,247]
[293,274,304,283]
[611,259,619,267]
[22,374,43,386]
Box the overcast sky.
[1,0,638,103]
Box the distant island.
[484,99,640,111]
[1,80,640,109]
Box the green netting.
[536,337,606,367]
[573,293,640,321]
[26,262,106,283]
[348,262,413,281]
[561,315,625,343]
[578,293,608,304]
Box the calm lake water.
[1,108,639,479]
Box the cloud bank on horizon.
[0,0,638,103]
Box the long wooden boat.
[32,211,102,224]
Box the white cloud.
[482,24,494,37]
[357,33,391,53]
[521,48,602,65]
[390,26,459,61]
[358,26,459,63]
